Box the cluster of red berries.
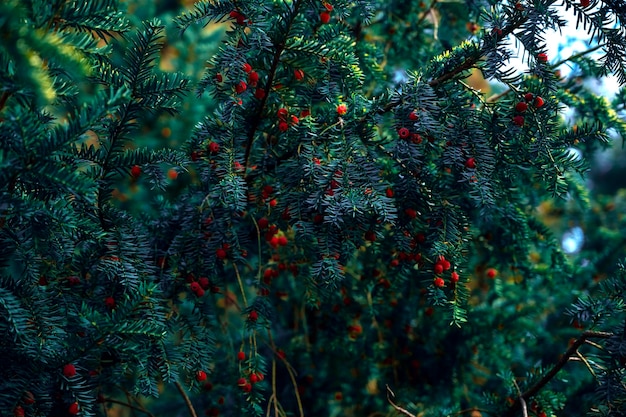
[388,251,422,268]
[277,107,300,132]
[257,216,288,248]
[189,274,215,297]
[397,112,423,144]
[237,370,264,393]
[215,243,230,261]
[320,2,333,23]
[432,256,461,288]
[512,92,545,126]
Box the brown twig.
[102,398,156,417]
[175,381,198,417]
[386,385,416,417]
[504,330,613,417]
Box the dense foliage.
[2,0,626,416]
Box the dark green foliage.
[3,0,626,416]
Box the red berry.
[216,248,227,260]
[320,11,331,23]
[486,268,498,279]
[208,142,219,153]
[196,370,207,382]
[277,235,288,246]
[254,88,265,99]
[441,259,451,271]
[385,188,394,198]
[269,198,277,207]
[277,108,288,119]
[336,104,347,115]
[451,271,460,283]
[237,377,247,387]
[408,111,418,121]
[524,92,534,102]
[229,10,246,25]
[277,349,286,360]
[190,282,201,293]
[131,165,141,178]
[515,101,528,112]
[249,373,259,383]
[248,71,259,85]
[68,402,79,415]
[243,383,252,392]
[580,0,590,7]
[63,364,76,378]
[242,63,252,73]
[433,277,445,288]
[290,115,299,125]
[167,168,178,180]
[215,73,223,83]
[398,127,410,139]
[537,52,548,62]
[389,259,400,268]
[465,157,476,169]
[104,296,116,310]
[434,263,444,275]
[249,310,259,321]
[323,2,334,11]
[257,217,269,229]
[365,230,376,242]
[534,96,545,108]
[198,277,210,290]
[237,351,246,361]
[512,115,525,126]
[278,121,289,132]
[235,81,247,94]
[404,208,417,219]
[294,69,305,80]
[14,407,24,417]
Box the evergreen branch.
[505,330,614,417]
[175,381,198,417]
[243,0,303,172]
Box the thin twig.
[386,385,416,417]
[504,330,613,417]
[103,398,156,417]
[175,381,198,417]
[512,379,528,417]
[575,350,597,378]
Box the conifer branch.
[505,330,613,417]
[243,0,303,172]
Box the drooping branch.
[504,330,613,417]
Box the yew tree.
[2,0,626,416]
